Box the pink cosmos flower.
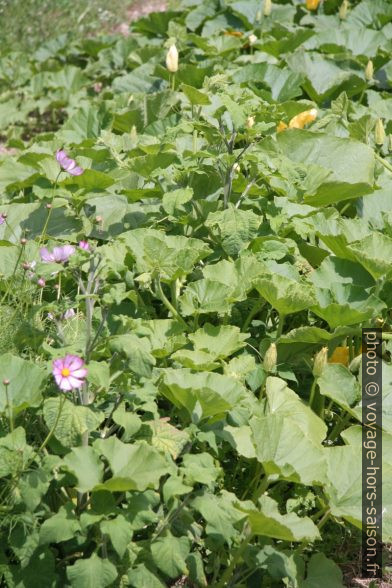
[40,245,75,263]
[56,149,84,176]
[52,355,87,391]
[79,240,89,251]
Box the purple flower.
[0,214,5,225]
[62,308,76,320]
[37,278,45,288]
[79,240,89,251]
[56,149,84,176]
[52,355,87,391]
[40,245,75,263]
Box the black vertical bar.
[362,328,383,579]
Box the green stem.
[309,379,318,411]
[29,394,66,465]
[155,277,190,331]
[340,202,351,216]
[375,152,392,174]
[327,411,351,442]
[242,300,265,332]
[39,171,62,244]
[171,73,176,91]
[4,382,13,432]
[192,129,197,154]
[252,473,270,502]
[215,528,252,588]
[317,508,331,530]
[276,313,285,339]
[0,246,24,305]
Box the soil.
[113,0,167,35]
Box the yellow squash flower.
[277,121,288,132]
[328,346,350,366]
[328,345,363,366]
[289,108,318,129]
[306,0,320,9]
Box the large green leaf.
[93,437,167,492]
[276,130,375,205]
[254,273,316,317]
[250,412,326,485]
[40,504,81,545]
[66,554,118,588]
[239,495,320,542]
[63,446,104,492]
[159,368,245,421]
[205,206,261,256]
[43,398,104,448]
[150,534,190,579]
[0,354,46,414]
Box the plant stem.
[155,277,190,331]
[375,152,392,174]
[317,508,331,530]
[29,394,66,465]
[39,171,62,244]
[0,246,24,305]
[242,300,265,332]
[4,382,13,432]
[309,379,318,411]
[215,528,252,588]
[276,313,285,339]
[327,411,351,442]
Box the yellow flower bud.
[365,60,374,81]
[130,125,137,141]
[313,347,328,377]
[233,163,240,174]
[339,0,349,19]
[246,115,255,129]
[288,108,318,129]
[263,343,277,373]
[375,118,385,146]
[306,0,320,10]
[277,121,288,132]
[249,34,258,46]
[263,0,272,17]
[166,44,178,73]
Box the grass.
[0,0,130,51]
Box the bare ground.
[113,0,167,35]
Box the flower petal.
[68,356,84,371]
[68,376,85,389]
[63,354,79,368]
[68,165,84,176]
[40,247,54,262]
[61,245,75,259]
[52,358,65,371]
[71,368,87,379]
[56,150,68,164]
[58,376,73,391]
